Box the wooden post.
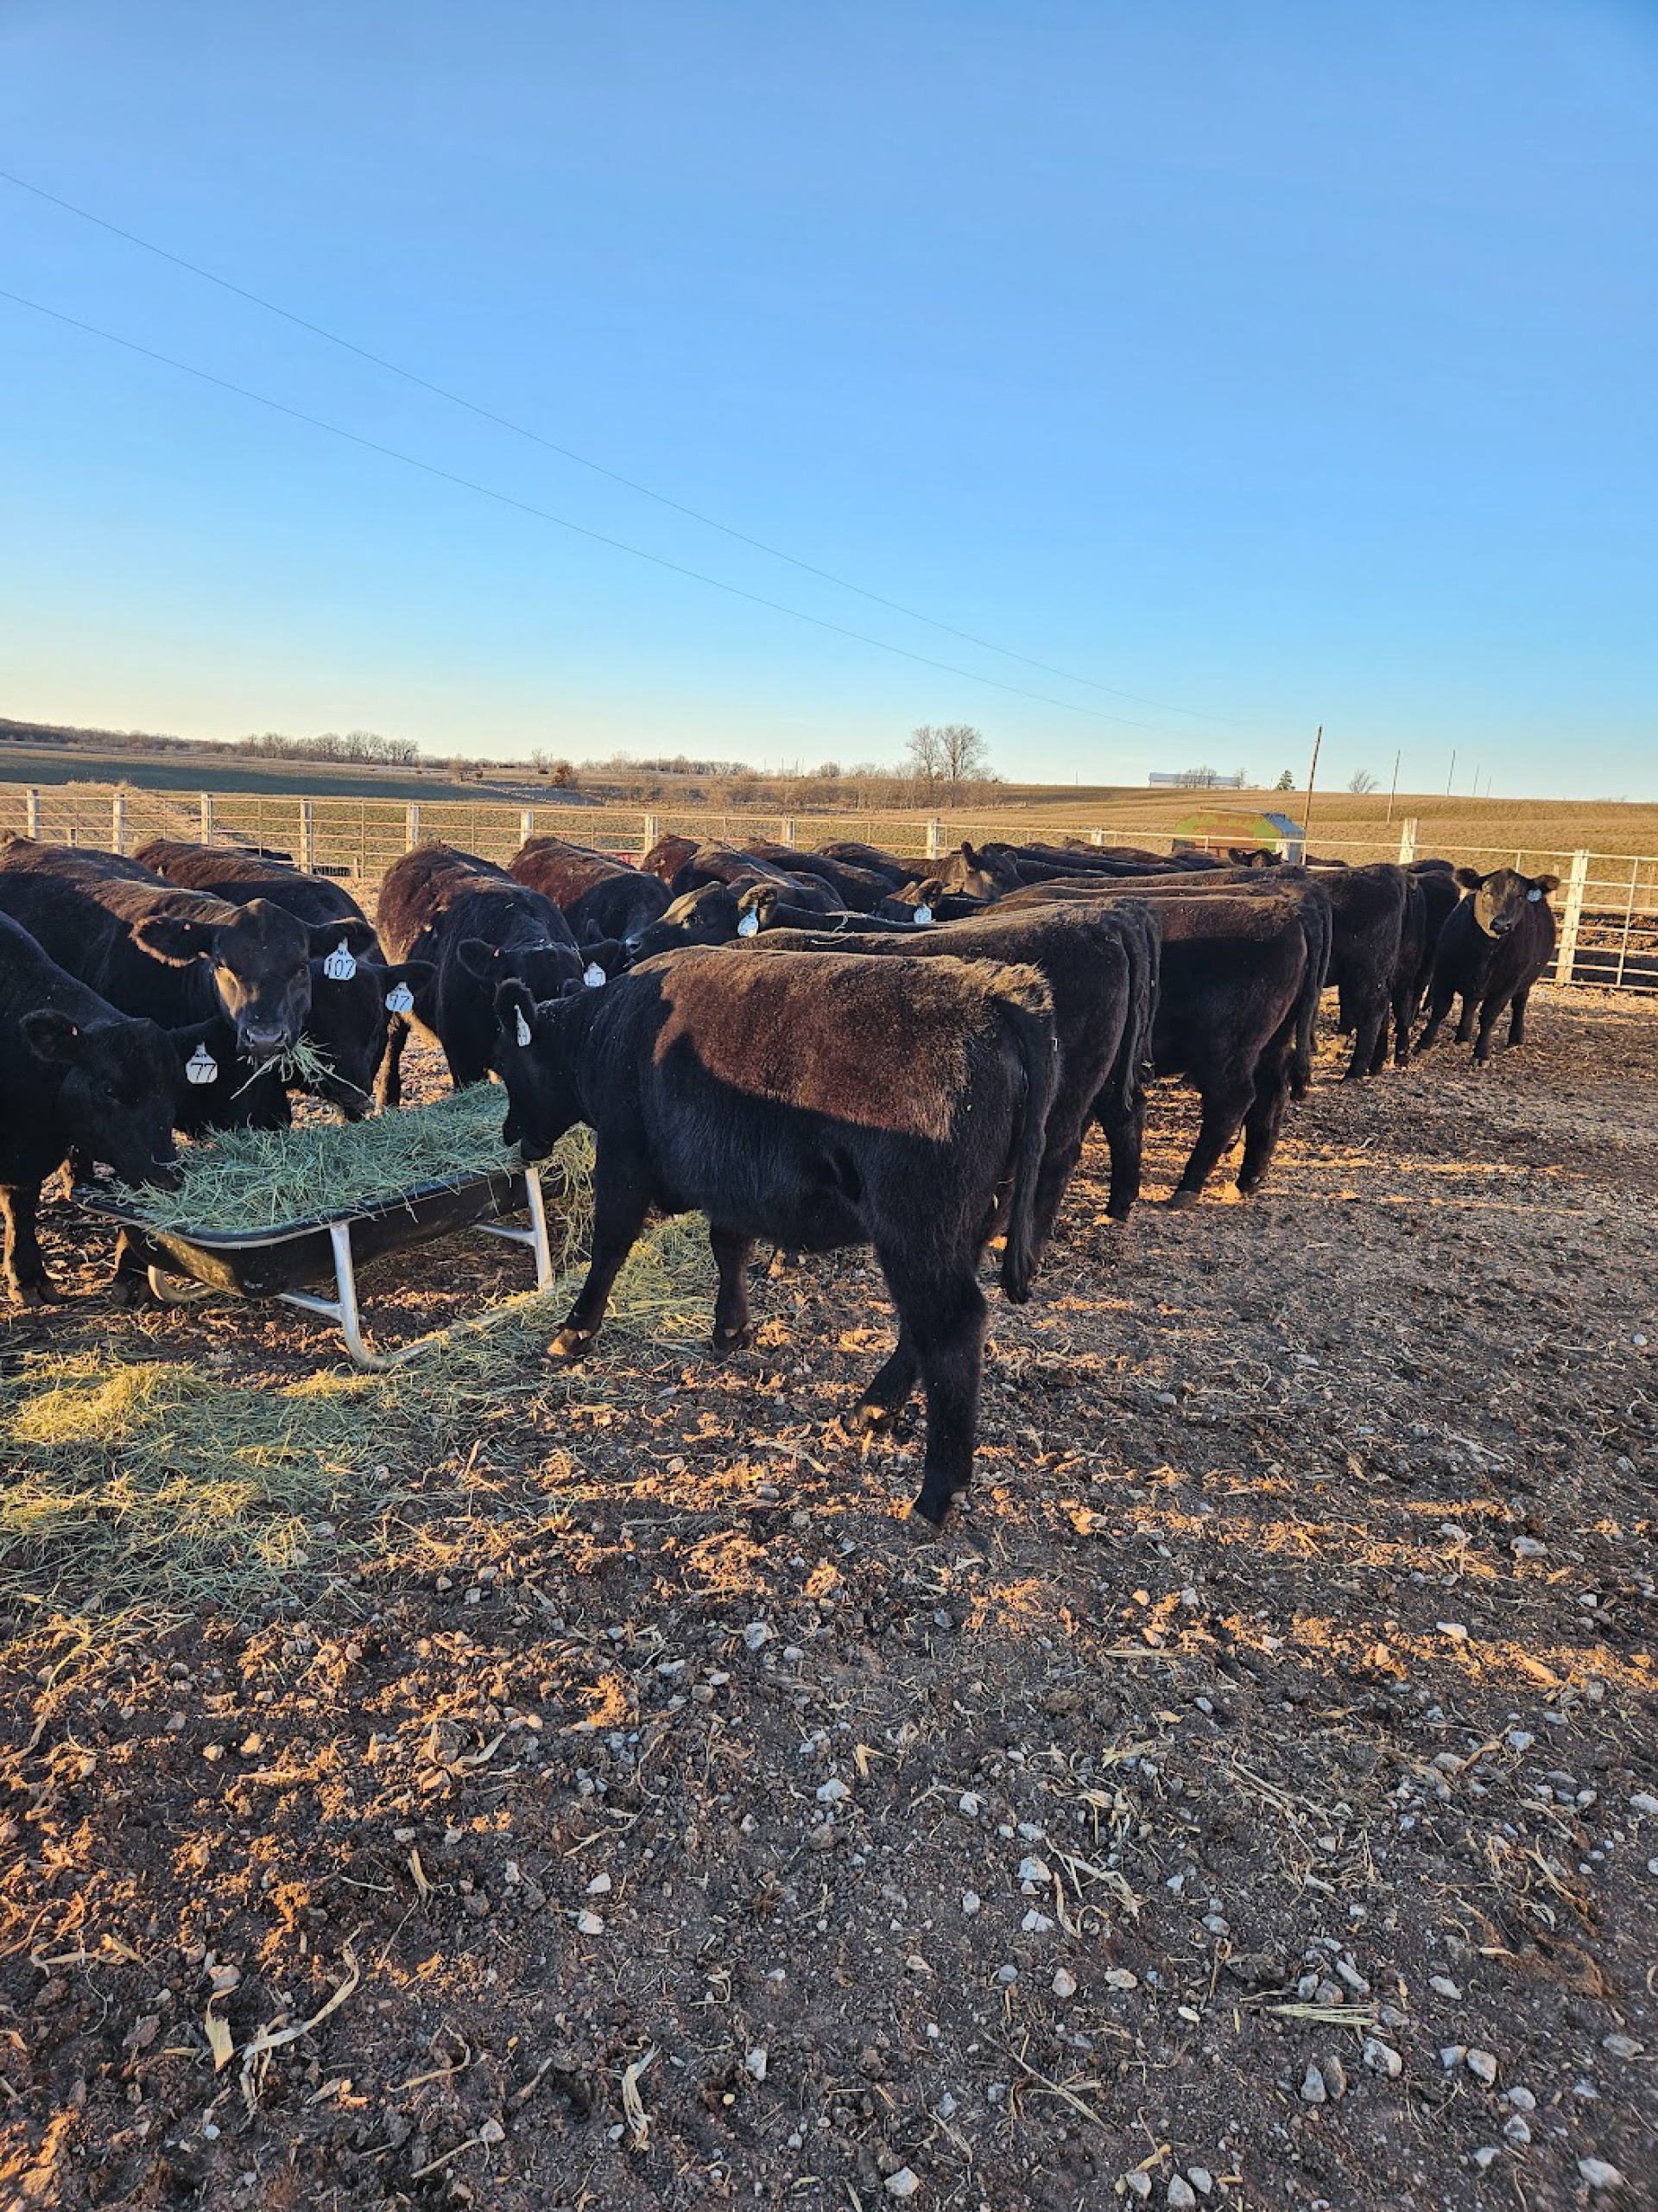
[520,807,535,847]
[24,788,41,839]
[1091,827,1104,847]
[1300,726,1323,859]
[1554,850,1590,985]
[781,816,797,847]
[299,800,316,872]
[111,790,128,855]
[641,812,660,860]
[199,791,216,844]
[1397,818,1419,864]
[1385,748,1401,825]
[405,802,421,850]
[926,817,944,859]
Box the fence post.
[111,790,128,855]
[1555,850,1590,985]
[1091,827,1104,847]
[520,807,535,848]
[781,816,796,847]
[25,788,41,839]
[406,802,421,850]
[926,817,944,860]
[641,812,660,860]
[299,800,316,872]
[1397,817,1419,864]
[199,791,216,845]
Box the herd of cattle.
[0,827,1562,1521]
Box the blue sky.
[1,2,1653,795]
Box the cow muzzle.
[239,1022,296,1061]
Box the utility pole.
[1385,747,1401,825]
[1446,749,1457,797]
[1301,725,1323,858]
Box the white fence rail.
[2,783,1655,997]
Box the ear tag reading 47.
[914,903,933,925]
[322,938,357,981]
[514,1007,533,1047]
[186,1044,218,1086]
[583,961,606,988]
[737,909,760,936]
[383,981,415,1014]
[1528,888,1542,903]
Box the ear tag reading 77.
[584,961,607,987]
[186,1044,218,1086]
[914,903,933,925]
[384,981,415,1014]
[514,1007,533,1047]
[1528,888,1542,903]
[322,939,357,981]
[737,909,760,936]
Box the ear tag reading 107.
[514,1007,533,1047]
[737,909,760,936]
[322,938,357,981]
[383,981,415,1014]
[1528,888,1542,903]
[914,903,933,925]
[186,1044,219,1086]
[583,960,607,988]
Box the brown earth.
[3,989,1656,2210]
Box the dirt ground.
[2,986,1655,2210]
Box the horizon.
[2,4,1655,799]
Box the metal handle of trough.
[148,1164,558,1372]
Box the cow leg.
[2,1182,57,1306]
[1237,1051,1292,1196]
[1343,995,1387,1081]
[1094,1087,1145,1223]
[1453,995,1478,1043]
[548,1156,651,1359]
[1471,994,1513,1066]
[708,1225,756,1352]
[377,1017,408,1111]
[1416,985,1451,1053]
[883,1264,988,1525]
[1507,985,1533,1049]
[1168,1078,1254,1206]
[852,1326,921,1429]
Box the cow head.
[628,882,745,960]
[20,1009,182,1189]
[487,977,586,1157]
[304,955,433,1119]
[1453,867,1560,939]
[934,842,1016,902]
[130,900,378,1061]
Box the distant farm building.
[1148,769,1245,789]
[1169,806,1305,859]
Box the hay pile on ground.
[110,1087,521,1233]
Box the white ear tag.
[383,981,415,1014]
[914,903,933,925]
[583,960,606,988]
[185,1044,218,1086]
[1527,887,1542,903]
[322,938,357,981]
[737,909,760,936]
[514,1006,533,1047]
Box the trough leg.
[1,1182,55,1305]
[1168,1077,1254,1206]
[708,1224,756,1351]
[548,1156,651,1360]
[883,1259,988,1525]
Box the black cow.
[630,879,942,958]
[668,844,844,916]
[0,910,184,1303]
[1407,861,1464,1029]
[509,838,672,951]
[376,844,604,1102]
[814,840,928,887]
[486,948,1059,1524]
[749,898,1157,1234]
[134,840,428,1119]
[1417,868,1560,1062]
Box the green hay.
[110,1087,521,1233]
[0,1162,718,1627]
[232,1036,340,1100]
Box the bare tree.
[1347,769,1379,794]
[908,722,990,793]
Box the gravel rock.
[1578,2158,1627,2191]
[884,2169,920,2200]
[1466,2048,1498,2086]
[1362,2038,1402,2079]
[1300,2063,1326,2104]
[1167,2179,1197,2211]
[1052,1968,1077,1999]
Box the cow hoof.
[109,1275,155,1309]
[711,1324,754,1354]
[908,1493,952,1532]
[9,1282,50,1309]
[1235,1179,1261,1200]
[549,1326,596,1361]
[1163,1188,1201,1211]
[849,1398,896,1434]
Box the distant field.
[0,744,581,809]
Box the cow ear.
[1453,866,1484,891]
[959,842,978,864]
[19,1009,83,1063]
[383,959,434,992]
[493,979,537,1048]
[1533,874,1560,895]
[457,937,503,981]
[132,913,215,964]
[582,939,623,980]
[307,919,378,958]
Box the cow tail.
[1291,910,1328,1100]
[993,973,1060,1306]
[1117,910,1160,1129]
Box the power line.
[1,283,1193,729]
[0,164,1249,727]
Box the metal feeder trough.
[74,1163,557,1372]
